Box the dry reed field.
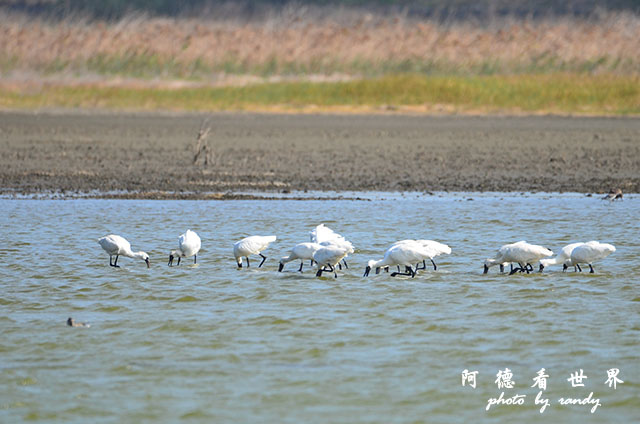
[1,10,639,80]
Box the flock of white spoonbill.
[98,225,616,278]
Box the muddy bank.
[1,111,638,197]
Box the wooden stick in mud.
[193,118,213,166]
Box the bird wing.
[390,243,430,265]
[237,236,275,255]
[573,241,615,262]
[292,242,322,259]
[559,242,584,260]
[310,224,332,243]
[320,239,354,254]
[514,243,552,263]
[570,244,592,263]
[417,240,451,255]
[179,230,201,256]
[98,234,129,255]
[313,246,348,266]
[311,224,347,244]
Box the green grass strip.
[1,74,638,115]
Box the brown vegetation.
[1,11,639,80]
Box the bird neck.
[370,258,389,269]
[484,258,500,268]
[131,251,147,260]
[544,257,560,265]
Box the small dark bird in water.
[67,317,90,328]
[602,188,623,201]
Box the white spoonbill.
[310,224,354,269]
[364,241,436,278]
[233,235,277,268]
[483,241,552,275]
[392,239,451,270]
[279,242,323,272]
[98,234,150,268]
[168,229,201,266]
[539,242,584,272]
[313,245,350,278]
[569,241,616,273]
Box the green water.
[1,194,638,423]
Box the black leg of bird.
[391,267,415,278]
[431,259,437,270]
[258,254,267,268]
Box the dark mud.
[1,111,638,198]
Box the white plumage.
[483,241,552,274]
[279,242,323,272]
[233,235,277,268]
[391,239,451,270]
[364,240,438,278]
[570,241,616,273]
[169,229,201,266]
[98,234,150,268]
[539,242,585,272]
[310,224,354,269]
[313,245,350,278]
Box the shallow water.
[1,193,638,423]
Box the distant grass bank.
[1,74,638,115]
[2,12,639,79]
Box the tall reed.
[1,10,639,79]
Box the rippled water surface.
[1,194,638,423]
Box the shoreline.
[0,190,630,201]
[2,110,638,196]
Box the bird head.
[364,260,378,277]
[141,253,150,268]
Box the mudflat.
[1,111,638,197]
